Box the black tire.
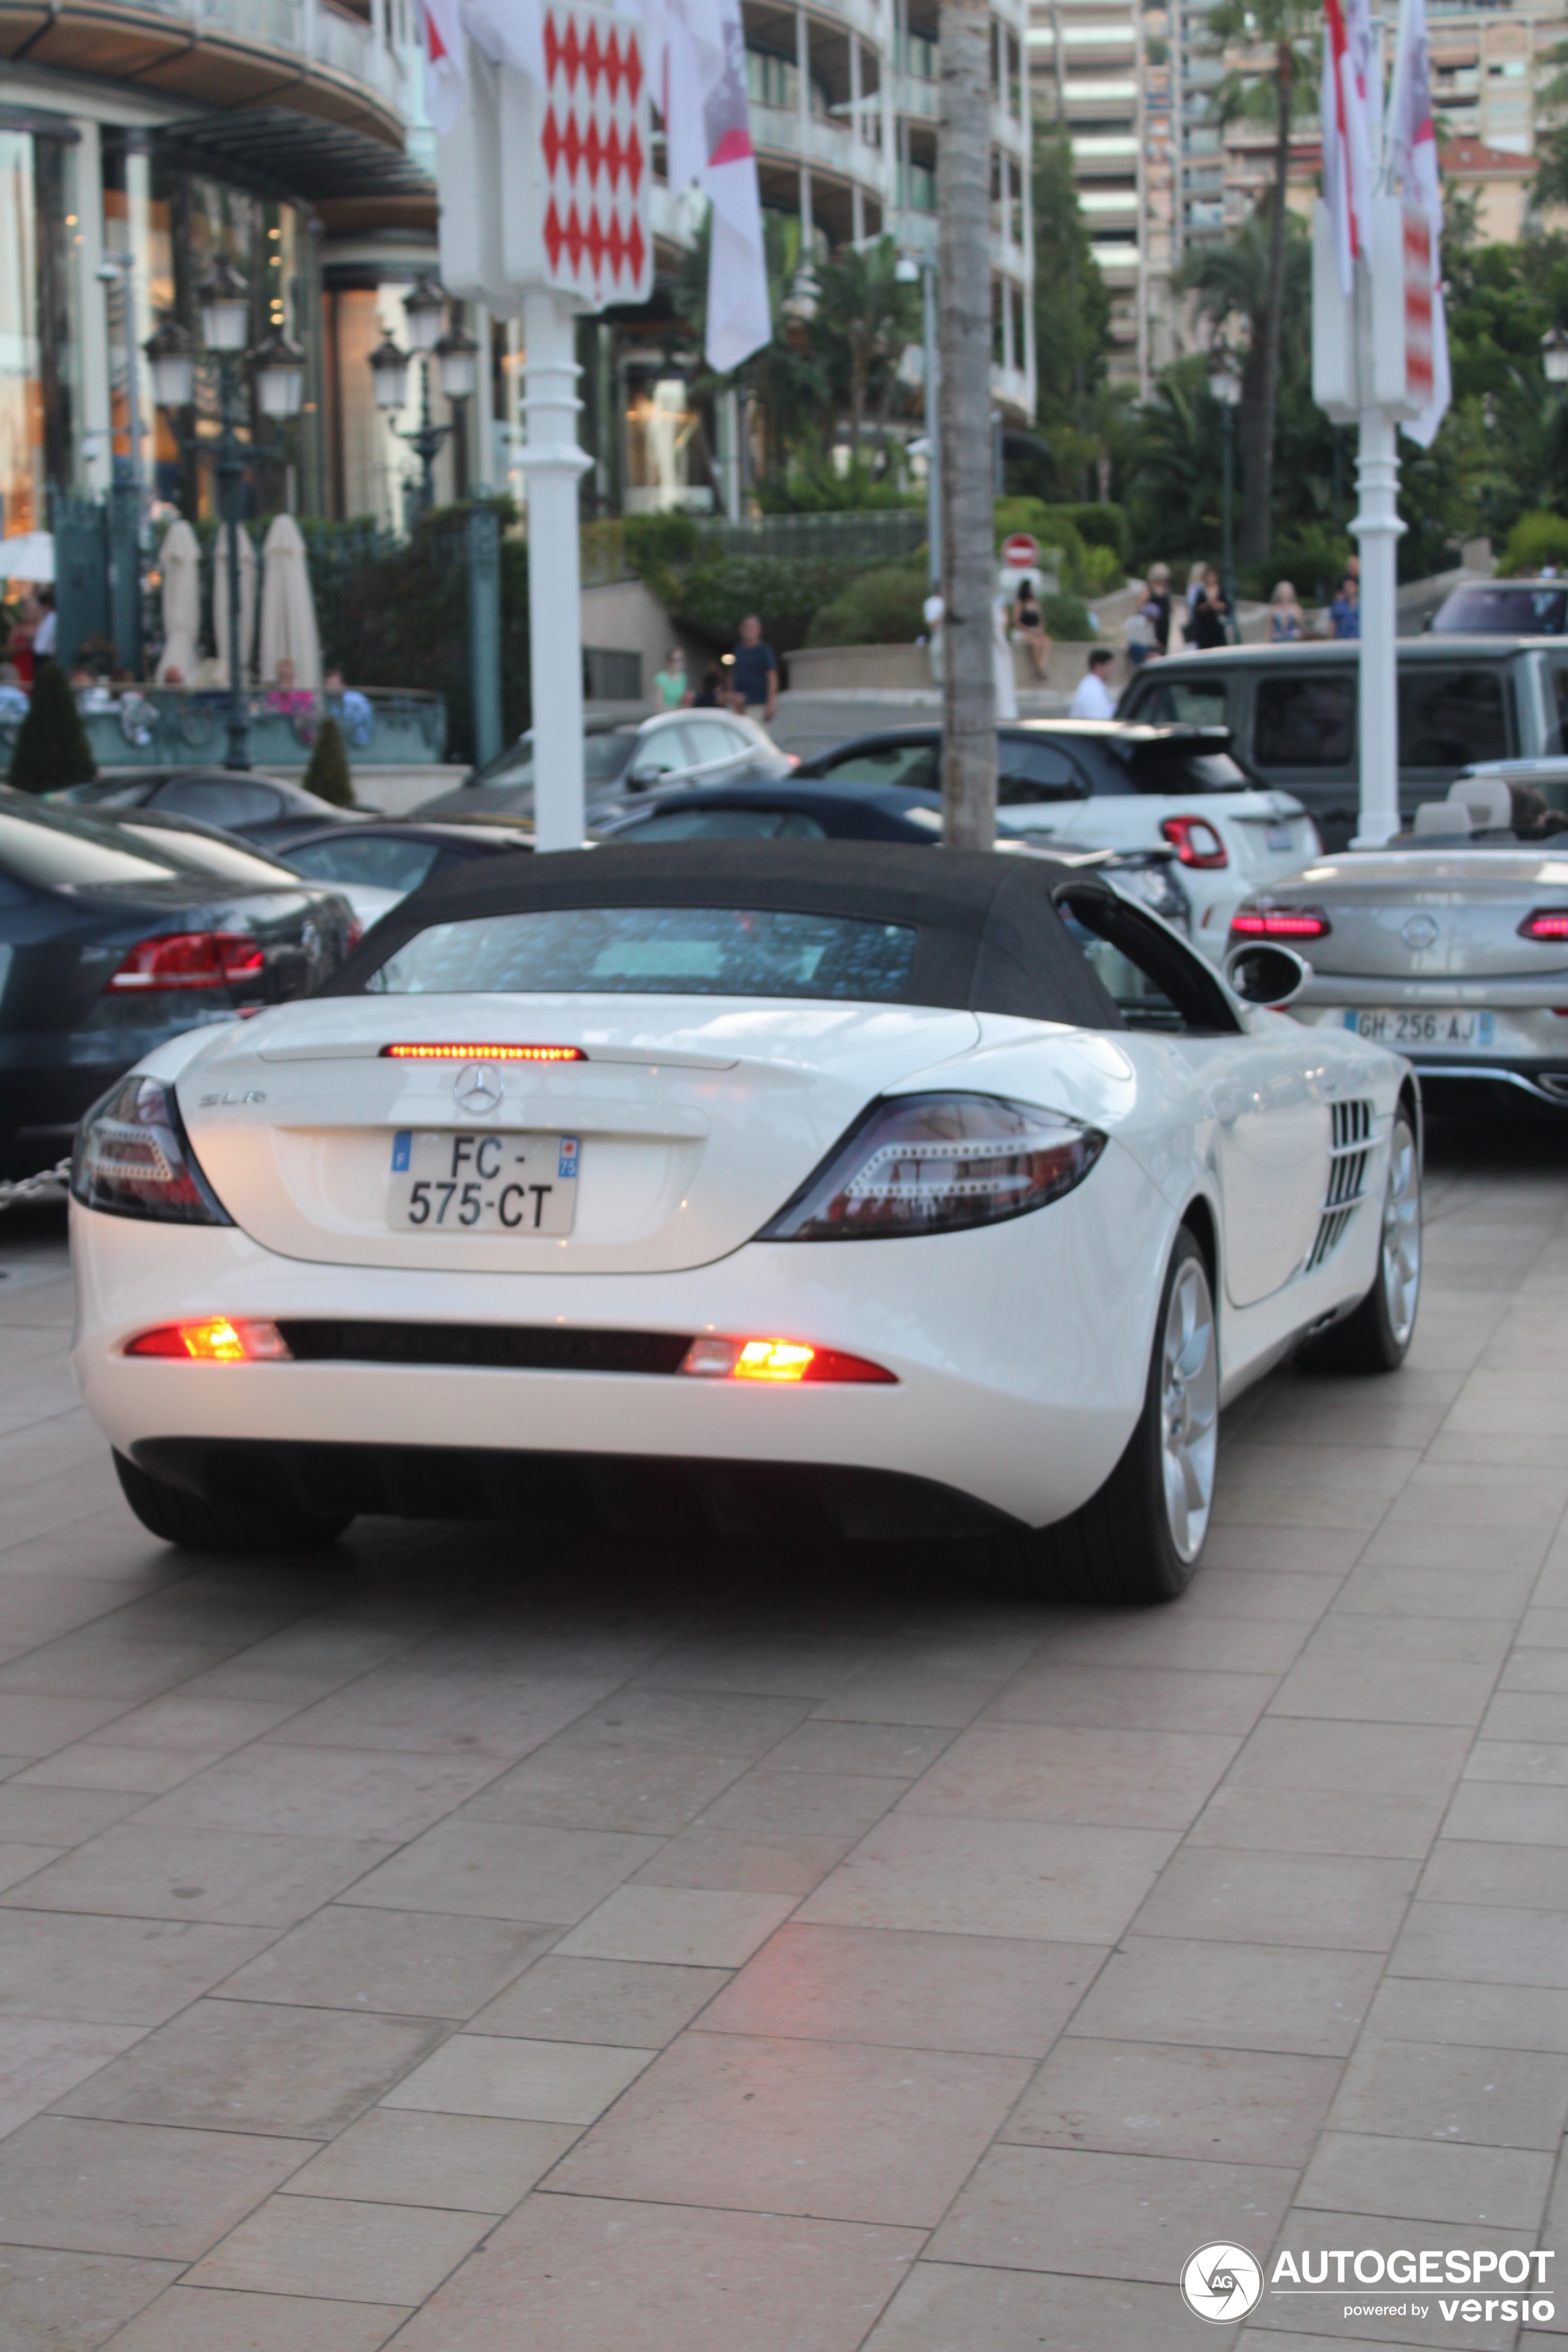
[998,1226,1219,1606]
[1299,1107,1421,1376]
[114,1451,352,1554]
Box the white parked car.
[70,843,1419,1603]
[796,722,1320,961]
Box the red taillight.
[678,1335,896,1385]
[107,932,265,992]
[380,1043,588,1062]
[1161,816,1228,869]
[1230,906,1332,940]
[124,1318,291,1362]
[1519,909,1568,942]
[346,920,364,951]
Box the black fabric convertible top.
[325,841,1126,1028]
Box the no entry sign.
[1002,533,1039,569]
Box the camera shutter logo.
[1181,2243,1264,2324]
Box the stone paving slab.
[0,1123,1562,2349]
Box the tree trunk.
[1240,44,1293,568]
[938,0,996,849]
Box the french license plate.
[388,1130,579,1233]
[1264,824,1296,852]
[1345,1009,1494,1048]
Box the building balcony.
[1057,74,1138,106]
[1071,131,1140,167]
[748,99,890,197]
[0,0,406,144]
[1088,236,1139,277]
[895,205,1030,286]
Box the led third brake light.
[381,1043,588,1061]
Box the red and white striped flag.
[1387,0,1451,444]
[1321,0,1375,295]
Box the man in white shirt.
[1069,646,1118,720]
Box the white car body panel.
[1003,790,1319,962]
[70,980,1409,1533]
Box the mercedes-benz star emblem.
[452,1063,504,1115]
[1402,914,1440,951]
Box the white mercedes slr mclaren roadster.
[69,843,1422,1603]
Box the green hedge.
[661,554,870,654]
[805,561,930,648]
[1499,512,1568,577]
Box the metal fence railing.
[0,685,448,774]
[694,511,928,566]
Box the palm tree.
[815,237,922,465]
[1203,0,1319,564]
[938,0,997,849]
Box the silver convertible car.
[1228,772,1568,1112]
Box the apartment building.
[1028,0,1177,393]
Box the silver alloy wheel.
[1161,1253,1219,1564]
[1380,1114,1421,1346]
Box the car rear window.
[364,905,918,1001]
[612,809,827,841]
[1433,585,1568,635]
[290,837,444,893]
[1116,746,1248,794]
[1120,679,1230,730]
[118,825,303,889]
[1254,675,1356,767]
[1398,667,1509,767]
[996,740,1085,802]
[820,742,940,791]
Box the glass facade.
[0,126,82,540]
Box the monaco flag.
[1320,0,1374,295]
[423,0,469,130]
[1387,0,1451,444]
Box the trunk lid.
[1277,850,1568,980]
[177,996,982,1274]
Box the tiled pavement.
[0,1120,1563,2352]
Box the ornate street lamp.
[435,318,480,498]
[144,262,306,772]
[368,280,470,521]
[1207,348,1244,634]
[1543,327,1568,386]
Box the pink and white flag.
[1320,0,1375,295]
[699,0,769,372]
[422,0,469,130]
[1387,0,1451,444]
[464,0,544,86]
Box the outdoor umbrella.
[258,512,322,688]
[1,532,54,584]
[212,524,257,689]
[156,519,201,684]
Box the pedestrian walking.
[30,586,57,664]
[693,661,727,708]
[1269,581,1305,643]
[1011,574,1051,680]
[653,648,692,710]
[1069,646,1119,719]
[730,613,778,727]
[1145,563,1172,653]
[1330,575,1361,639]
[1188,566,1232,651]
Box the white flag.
[463,0,543,87]
[1387,0,1450,445]
[422,0,469,130]
[1320,0,1374,295]
[697,0,770,373]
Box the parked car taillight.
[1519,909,1568,941]
[1230,907,1332,940]
[758,1093,1107,1242]
[1161,817,1228,869]
[106,932,265,991]
[71,1075,232,1225]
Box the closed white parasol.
[258,512,322,688]
[156,519,201,683]
[212,524,257,689]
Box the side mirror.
[1224,942,1311,1008]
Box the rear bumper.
[130,1437,1019,1538]
[70,1146,1169,1532]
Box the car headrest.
[1448,774,1512,830]
[1414,799,1474,836]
